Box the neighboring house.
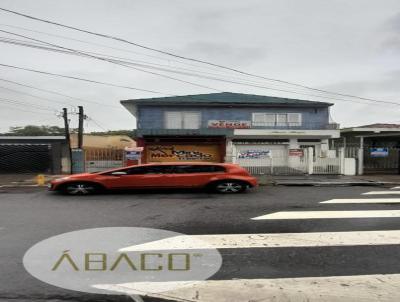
[69,134,136,173]
[121,92,340,166]
[337,124,400,148]
[334,124,400,175]
[70,134,135,149]
[0,136,69,174]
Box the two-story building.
[121,92,340,170]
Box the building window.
[287,113,302,126]
[173,165,226,173]
[252,113,302,127]
[165,111,201,129]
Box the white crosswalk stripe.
[119,230,400,250]
[108,187,400,301]
[98,274,400,302]
[363,191,400,195]
[321,198,400,203]
[391,186,400,190]
[251,210,400,220]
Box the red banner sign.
[208,120,251,129]
[289,149,304,157]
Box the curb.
[271,181,388,187]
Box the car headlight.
[53,177,71,182]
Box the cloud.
[180,41,267,64]
[379,12,400,53]
[320,69,400,97]
[386,12,400,32]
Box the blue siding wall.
[138,105,330,129]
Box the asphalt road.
[1,185,400,302]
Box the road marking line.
[321,198,400,204]
[251,210,400,220]
[391,186,400,190]
[363,191,400,195]
[96,274,400,302]
[119,230,400,251]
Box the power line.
[0,32,395,107]
[0,62,171,95]
[0,35,278,88]
[0,102,56,115]
[0,23,226,73]
[0,24,283,86]
[0,35,333,94]
[0,29,222,92]
[0,6,395,105]
[0,84,68,108]
[0,77,121,108]
[0,96,57,111]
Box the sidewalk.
[257,174,399,186]
[0,174,63,188]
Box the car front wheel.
[212,180,247,193]
[60,182,100,195]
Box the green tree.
[4,125,65,136]
[88,130,135,138]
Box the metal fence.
[363,147,399,174]
[235,147,344,175]
[236,148,309,175]
[313,157,341,174]
[84,148,124,173]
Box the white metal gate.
[234,144,309,175]
[313,157,341,174]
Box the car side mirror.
[110,171,128,176]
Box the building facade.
[332,124,400,174]
[121,92,340,170]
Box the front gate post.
[339,147,345,175]
[357,136,364,175]
[307,147,314,175]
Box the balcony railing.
[135,122,340,137]
[249,122,340,130]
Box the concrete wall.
[137,105,330,130]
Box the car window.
[173,165,225,173]
[126,165,175,174]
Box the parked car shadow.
[50,187,237,196]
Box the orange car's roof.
[98,162,238,173]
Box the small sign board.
[238,150,271,159]
[126,151,142,160]
[289,149,304,157]
[208,120,251,129]
[370,148,389,158]
[125,147,143,160]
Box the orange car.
[49,162,258,195]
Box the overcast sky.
[0,0,400,132]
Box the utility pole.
[78,106,84,149]
[62,108,71,148]
[62,108,72,174]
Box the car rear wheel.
[60,182,101,195]
[212,180,247,193]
